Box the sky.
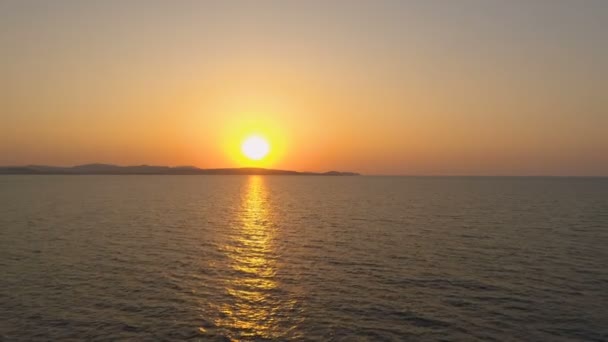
[1,0,607,175]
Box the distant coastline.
[0,164,360,176]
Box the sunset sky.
[1,0,607,175]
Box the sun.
[241,135,270,161]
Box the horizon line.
[1,163,606,177]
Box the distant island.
[0,164,360,176]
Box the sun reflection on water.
[215,176,288,340]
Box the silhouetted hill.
[0,164,360,176]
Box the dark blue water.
[1,176,607,341]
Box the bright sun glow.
[241,135,270,161]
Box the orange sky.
[1,1,607,175]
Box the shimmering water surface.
[1,176,607,341]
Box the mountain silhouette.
[0,164,359,176]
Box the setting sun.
[241,135,270,161]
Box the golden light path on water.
[214,176,294,341]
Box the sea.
[1,175,607,341]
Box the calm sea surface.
[1,176,607,341]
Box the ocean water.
[1,175,607,341]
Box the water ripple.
[1,176,607,341]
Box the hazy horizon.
[3,161,608,177]
[2,0,607,176]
